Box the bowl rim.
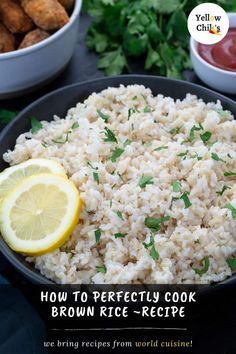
[190,12,236,76]
[0,74,236,288]
[0,0,82,60]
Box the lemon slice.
[0,159,66,207]
[0,173,81,255]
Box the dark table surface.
[0,13,235,281]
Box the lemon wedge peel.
[0,158,67,207]
[0,173,81,256]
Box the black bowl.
[0,75,235,285]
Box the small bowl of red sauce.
[190,13,236,94]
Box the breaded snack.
[0,23,15,53]
[21,0,69,31]
[0,0,34,33]
[19,28,50,49]
[58,0,74,9]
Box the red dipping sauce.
[198,28,236,72]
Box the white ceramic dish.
[190,13,236,95]
[0,0,82,99]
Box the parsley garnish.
[93,172,99,184]
[200,131,212,144]
[41,142,48,148]
[97,109,109,123]
[143,235,159,260]
[144,106,152,113]
[224,171,236,177]
[194,256,209,276]
[111,148,124,162]
[187,124,203,143]
[216,185,231,196]
[172,181,181,193]
[227,258,236,270]
[225,203,236,219]
[95,229,101,243]
[0,109,18,124]
[103,127,118,143]
[96,265,106,273]
[114,233,127,238]
[227,153,233,159]
[123,139,131,147]
[145,216,170,231]
[138,175,154,188]
[154,145,168,152]
[109,200,112,208]
[211,153,225,162]
[128,108,136,119]
[71,122,79,130]
[170,192,192,209]
[31,117,42,134]
[170,126,182,135]
[177,150,189,158]
[115,210,124,220]
[190,153,202,161]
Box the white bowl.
[190,13,236,95]
[0,0,82,99]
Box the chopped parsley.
[200,131,212,144]
[143,235,159,260]
[109,200,112,208]
[211,153,225,162]
[227,153,233,159]
[114,233,127,238]
[111,148,124,162]
[170,126,182,135]
[97,109,109,123]
[131,123,134,131]
[96,265,106,273]
[123,138,131,147]
[144,106,152,113]
[171,192,192,209]
[115,210,124,221]
[93,172,99,184]
[31,117,42,134]
[190,153,202,161]
[132,95,138,100]
[95,229,101,243]
[138,175,154,188]
[215,108,228,116]
[227,258,236,270]
[224,171,236,177]
[172,181,181,193]
[216,185,231,196]
[145,216,170,231]
[180,192,192,209]
[225,203,236,219]
[128,107,136,119]
[154,145,168,152]
[187,124,203,143]
[0,109,18,124]
[71,122,79,130]
[103,127,118,143]
[177,150,189,158]
[194,256,209,276]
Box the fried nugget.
[21,0,69,31]
[0,0,34,33]
[58,0,74,9]
[0,23,15,53]
[19,28,50,49]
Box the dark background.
[0,13,236,354]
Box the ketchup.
[198,28,236,72]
